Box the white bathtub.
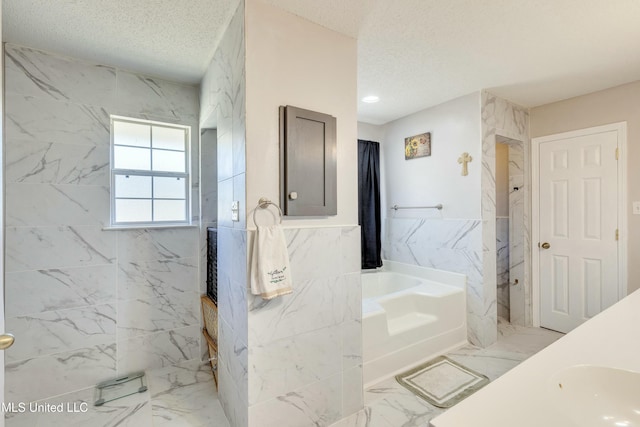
[362,260,467,387]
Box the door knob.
[0,333,15,350]
[289,192,298,200]
[540,242,551,249]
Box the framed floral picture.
[404,132,431,160]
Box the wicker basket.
[202,328,218,390]
[201,295,218,341]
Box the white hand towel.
[250,224,293,300]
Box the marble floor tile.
[5,359,227,427]
[147,360,229,427]
[333,322,563,427]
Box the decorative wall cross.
[458,152,473,176]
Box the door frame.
[531,122,628,327]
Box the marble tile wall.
[481,92,530,331]
[247,226,362,427]
[496,217,509,320]
[200,2,248,426]
[382,218,484,345]
[200,129,218,296]
[4,44,201,403]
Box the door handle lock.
[540,242,551,249]
[0,333,15,350]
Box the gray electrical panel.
[279,105,337,216]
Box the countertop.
[430,289,640,427]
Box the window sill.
[102,224,199,231]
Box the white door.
[537,128,620,333]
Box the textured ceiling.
[2,0,238,84]
[266,0,640,124]
[4,1,640,123]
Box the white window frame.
[110,116,191,227]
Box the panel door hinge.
[615,148,619,160]
[616,229,619,241]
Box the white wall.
[381,92,482,219]
[357,122,385,143]
[245,0,358,228]
[531,80,640,293]
[244,2,362,425]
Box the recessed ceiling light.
[362,95,380,103]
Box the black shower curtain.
[358,140,382,269]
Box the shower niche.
[495,137,525,323]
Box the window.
[111,117,190,225]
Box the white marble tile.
[5,226,116,272]
[481,91,531,333]
[201,184,218,225]
[249,373,342,427]
[350,322,562,427]
[494,319,563,356]
[233,173,246,229]
[232,69,246,177]
[5,386,151,427]
[509,175,526,326]
[117,326,200,374]
[341,226,362,274]
[218,359,249,427]
[341,272,363,323]
[217,178,233,227]
[217,131,233,182]
[203,5,246,425]
[5,140,109,185]
[329,408,392,427]
[118,257,198,301]
[218,271,248,342]
[5,44,116,106]
[248,326,342,406]
[217,225,232,276]
[6,183,109,227]
[508,143,524,176]
[342,320,363,371]
[229,0,245,91]
[285,227,342,282]
[6,303,116,362]
[218,318,248,399]
[496,217,510,320]
[5,92,110,147]
[248,276,343,346]
[114,71,198,122]
[147,360,229,427]
[364,388,434,427]
[191,184,200,224]
[215,64,233,145]
[5,343,117,402]
[201,130,218,224]
[494,100,528,140]
[5,265,116,317]
[117,227,198,262]
[343,365,364,418]
[117,291,200,338]
[230,228,248,284]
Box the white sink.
[549,365,640,427]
